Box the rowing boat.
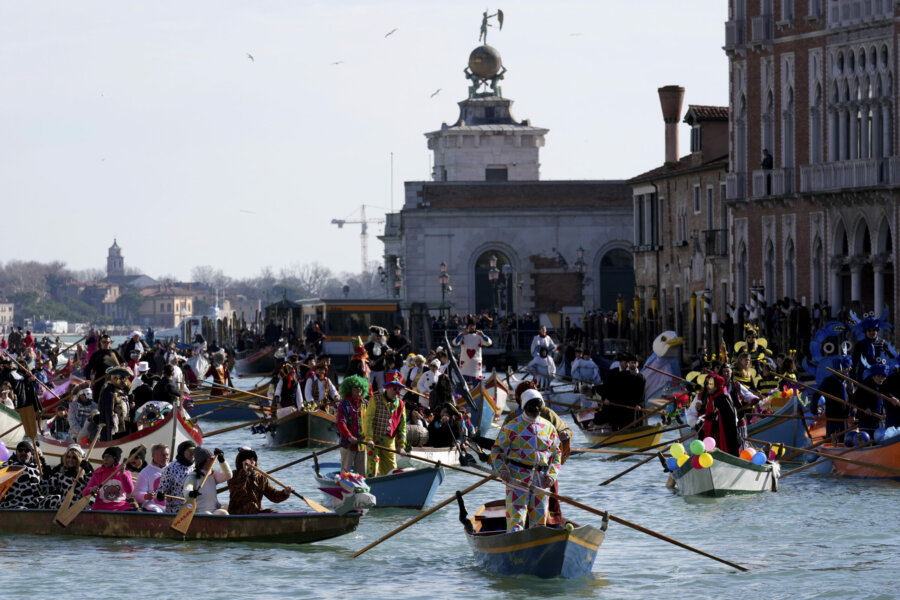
[746,397,814,453]
[457,497,607,578]
[186,384,268,421]
[400,445,460,467]
[0,508,360,543]
[266,409,339,449]
[0,404,22,447]
[817,434,900,480]
[574,413,664,449]
[669,449,779,497]
[313,461,445,509]
[233,345,277,375]
[38,407,202,463]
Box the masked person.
[364,370,407,477]
[336,375,369,474]
[0,440,58,509]
[490,388,561,532]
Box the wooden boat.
[457,497,607,578]
[746,397,814,454]
[233,345,277,375]
[400,445,461,468]
[313,461,445,509]
[38,406,203,463]
[574,412,664,449]
[817,434,900,480]
[669,449,779,497]
[0,508,360,544]
[266,409,339,449]
[186,384,268,421]
[0,404,22,448]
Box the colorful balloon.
[751,452,767,466]
[698,452,713,468]
[768,449,777,461]
[676,454,689,467]
[691,455,703,469]
[703,437,716,452]
[689,440,705,455]
[740,448,756,462]
[0,441,8,463]
[666,457,679,471]
[670,443,685,458]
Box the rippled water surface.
[3,376,898,599]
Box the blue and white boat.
[313,461,445,509]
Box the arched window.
[783,87,795,169]
[473,251,513,315]
[764,240,776,302]
[784,239,796,299]
[812,237,824,304]
[598,249,635,312]
[737,242,748,305]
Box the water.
[3,382,898,599]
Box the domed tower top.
[107,239,125,277]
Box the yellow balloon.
[698,452,714,468]
[676,454,689,467]
[670,443,685,458]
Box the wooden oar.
[194,382,270,403]
[825,366,900,408]
[772,371,881,420]
[170,457,219,534]
[606,429,696,461]
[350,475,492,558]
[745,437,900,476]
[16,405,42,478]
[569,448,658,457]
[778,438,869,478]
[780,425,854,462]
[0,421,24,439]
[2,349,70,417]
[372,444,747,572]
[586,423,687,451]
[53,425,104,521]
[202,417,269,438]
[598,452,665,486]
[216,445,341,493]
[248,465,331,513]
[55,448,140,528]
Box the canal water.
[2,374,897,599]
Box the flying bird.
[384,28,398,38]
[430,88,441,98]
[331,60,344,65]
[239,209,257,215]
[247,53,255,62]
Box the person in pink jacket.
[82,446,135,511]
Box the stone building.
[139,284,194,328]
[0,301,13,330]
[380,40,633,320]
[104,240,158,289]
[724,0,898,322]
[629,86,729,354]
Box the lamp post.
[393,258,403,298]
[501,263,512,317]
[488,254,500,315]
[439,262,451,318]
[377,266,388,298]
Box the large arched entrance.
[473,251,513,315]
[598,248,635,311]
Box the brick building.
[630,86,730,354]
[724,0,898,323]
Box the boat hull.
[0,508,360,544]
[186,385,267,421]
[0,405,22,448]
[746,397,812,453]
[233,346,277,375]
[576,418,664,449]
[267,409,339,449]
[315,462,445,509]
[400,446,460,468]
[672,449,777,497]
[819,435,900,480]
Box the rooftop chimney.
[658,85,685,165]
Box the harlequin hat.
[519,388,545,412]
[383,370,405,389]
[351,336,368,361]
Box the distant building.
[0,301,13,329]
[104,239,159,289]
[629,86,729,354]
[139,283,194,328]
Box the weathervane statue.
[479,8,504,43]
[467,9,507,98]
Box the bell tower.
[107,239,125,278]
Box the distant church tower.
[107,239,125,278]
[425,43,548,182]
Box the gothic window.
[811,84,823,164]
[764,240,776,302]
[784,238,796,299]
[812,237,824,304]
[737,242,748,305]
[782,87,795,168]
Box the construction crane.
[331,205,386,272]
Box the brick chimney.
[658,85,685,165]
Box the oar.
[592,396,678,441]
[400,385,430,400]
[194,382,271,403]
[350,475,492,558]
[569,448,658,457]
[55,445,145,527]
[772,371,881,420]
[53,425,104,521]
[216,445,341,493]
[0,422,23,439]
[16,405,42,478]
[779,437,868,478]
[372,444,747,572]
[202,417,269,438]
[248,465,331,513]
[745,437,900,476]
[825,367,900,409]
[780,425,855,462]
[598,452,666,486]
[2,349,70,417]
[606,429,696,461]
[170,456,219,534]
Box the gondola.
[265,409,339,449]
[313,460,444,509]
[817,433,900,480]
[668,449,779,497]
[573,411,665,449]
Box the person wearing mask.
[135,443,169,512]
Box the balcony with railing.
[828,0,892,29]
[725,172,746,201]
[750,14,774,46]
[751,168,794,198]
[703,229,728,257]
[724,19,745,49]
[799,158,888,192]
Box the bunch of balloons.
[739,447,769,465]
[666,437,716,471]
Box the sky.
[0,0,728,281]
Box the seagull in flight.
[430,88,441,98]
[239,209,257,215]
[247,52,254,62]
[331,60,344,65]
[385,28,398,38]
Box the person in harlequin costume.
[698,371,740,456]
[452,316,493,385]
[363,370,407,477]
[851,317,882,383]
[491,388,561,533]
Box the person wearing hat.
[134,443,169,512]
[364,326,392,390]
[130,362,155,410]
[490,386,561,533]
[273,361,304,417]
[820,355,854,442]
[755,358,781,398]
[852,317,884,384]
[83,333,122,401]
[227,447,292,514]
[697,371,741,456]
[126,349,144,384]
[82,446,135,511]
[452,317,493,384]
[851,362,888,438]
[336,375,370,474]
[530,325,558,359]
[416,359,442,403]
[386,325,410,367]
[98,365,134,441]
[592,352,646,430]
[399,354,417,388]
[156,440,197,513]
[363,370,408,477]
[734,324,771,362]
[204,350,232,397]
[182,446,231,515]
[525,346,557,390]
[345,336,371,381]
[47,444,94,503]
[0,439,58,509]
[304,360,339,412]
[123,330,144,359]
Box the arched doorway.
[473,251,513,315]
[598,248,635,311]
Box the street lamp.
[393,258,403,297]
[377,266,388,298]
[439,262,451,318]
[488,254,500,315]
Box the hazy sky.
[1,1,727,281]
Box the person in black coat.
[820,356,853,443]
[152,365,181,405]
[593,352,645,430]
[83,334,123,399]
[851,364,886,437]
